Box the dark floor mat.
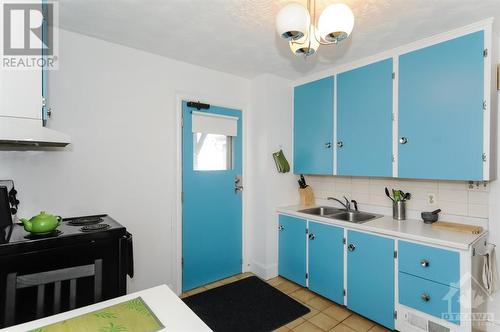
[183,276,310,332]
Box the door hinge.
[394,310,398,319]
[483,100,487,111]
[482,153,487,162]
[181,257,184,268]
[394,250,398,259]
[392,155,395,163]
[343,289,346,296]
[306,273,308,279]
[343,237,346,245]
[181,192,184,202]
[483,48,488,57]
[392,113,395,122]
[306,228,309,234]
[392,72,395,79]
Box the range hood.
[0,117,71,147]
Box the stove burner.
[80,223,110,232]
[67,216,103,226]
[24,230,62,240]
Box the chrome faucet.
[327,196,359,212]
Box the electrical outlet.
[467,181,489,192]
[427,193,436,206]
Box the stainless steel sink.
[330,211,379,223]
[298,206,342,216]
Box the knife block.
[299,186,315,206]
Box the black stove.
[66,216,104,226]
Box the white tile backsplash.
[306,176,489,221]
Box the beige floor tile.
[342,314,375,332]
[204,281,224,289]
[368,325,391,332]
[239,272,254,279]
[308,312,340,331]
[293,321,324,332]
[186,286,206,296]
[268,276,287,286]
[302,304,320,320]
[291,289,317,303]
[329,323,356,332]
[322,304,352,322]
[274,326,291,332]
[286,317,306,329]
[179,293,189,299]
[307,296,334,311]
[276,280,302,294]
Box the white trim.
[174,93,248,295]
[333,75,338,175]
[343,228,347,306]
[191,111,239,121]
[392,56,399,178]
[306,220,310,288]
[483,25,492,180]
[293,18,495,87]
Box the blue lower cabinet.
[399,272,460,324]
[278,215,307,286]
[308,222,344,304]
[347,231,395,329]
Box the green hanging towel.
[273,149,290,173]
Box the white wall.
[246,74,297,279]
[0,29,250,293]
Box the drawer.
[398,241,459,286]
[399,272,460,324]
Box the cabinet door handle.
[308,233,315,240]
[420,259,429,267]
[399,137,408,145]
[325,142,332,149]
[337,141,344,148]
[348,244,356,252]
[421,293,431,302]
[278,225,284,231]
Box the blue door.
[347,231,394,329]
[308,222,344,304]
[182,101,242,291]
[278,215,307,286]
[294,77,334,175]
[399,31,484,180]
[337,59,393,177]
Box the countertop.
[3,285,211,332]
[277,205,487,250]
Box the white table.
[2,285,212,332]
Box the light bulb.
[289,26,320,56]
[276,3,310,40]
[318,3,354,43]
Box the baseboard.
[250,260,278,280]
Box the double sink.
[298,206,382,224]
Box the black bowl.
[421,212,439,224]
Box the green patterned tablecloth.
[28,297,164,332]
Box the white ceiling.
[58,0,500,80]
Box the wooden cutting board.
[431,221,483,234]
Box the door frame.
[174,93,249,295]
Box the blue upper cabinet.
[347,231,395,329]
[337,59,393,177]
[294,76,334,175]
[278,215,307,286]
[308,222,344,304]
[399,31,485,180]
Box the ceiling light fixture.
[276,1,355,57]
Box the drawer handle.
[420,259,429,268]
[421,293,431,302]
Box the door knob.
[348,244,356,252]
[278,225,284,231]
[421,293,431,302]
[308,233,315,240]
[420,259,429,267]
[325,142,332,149]
[337,141,344,148]
[399,137,408,145]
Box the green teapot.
[21,211,62,234]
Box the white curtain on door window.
[191,111,238,136]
